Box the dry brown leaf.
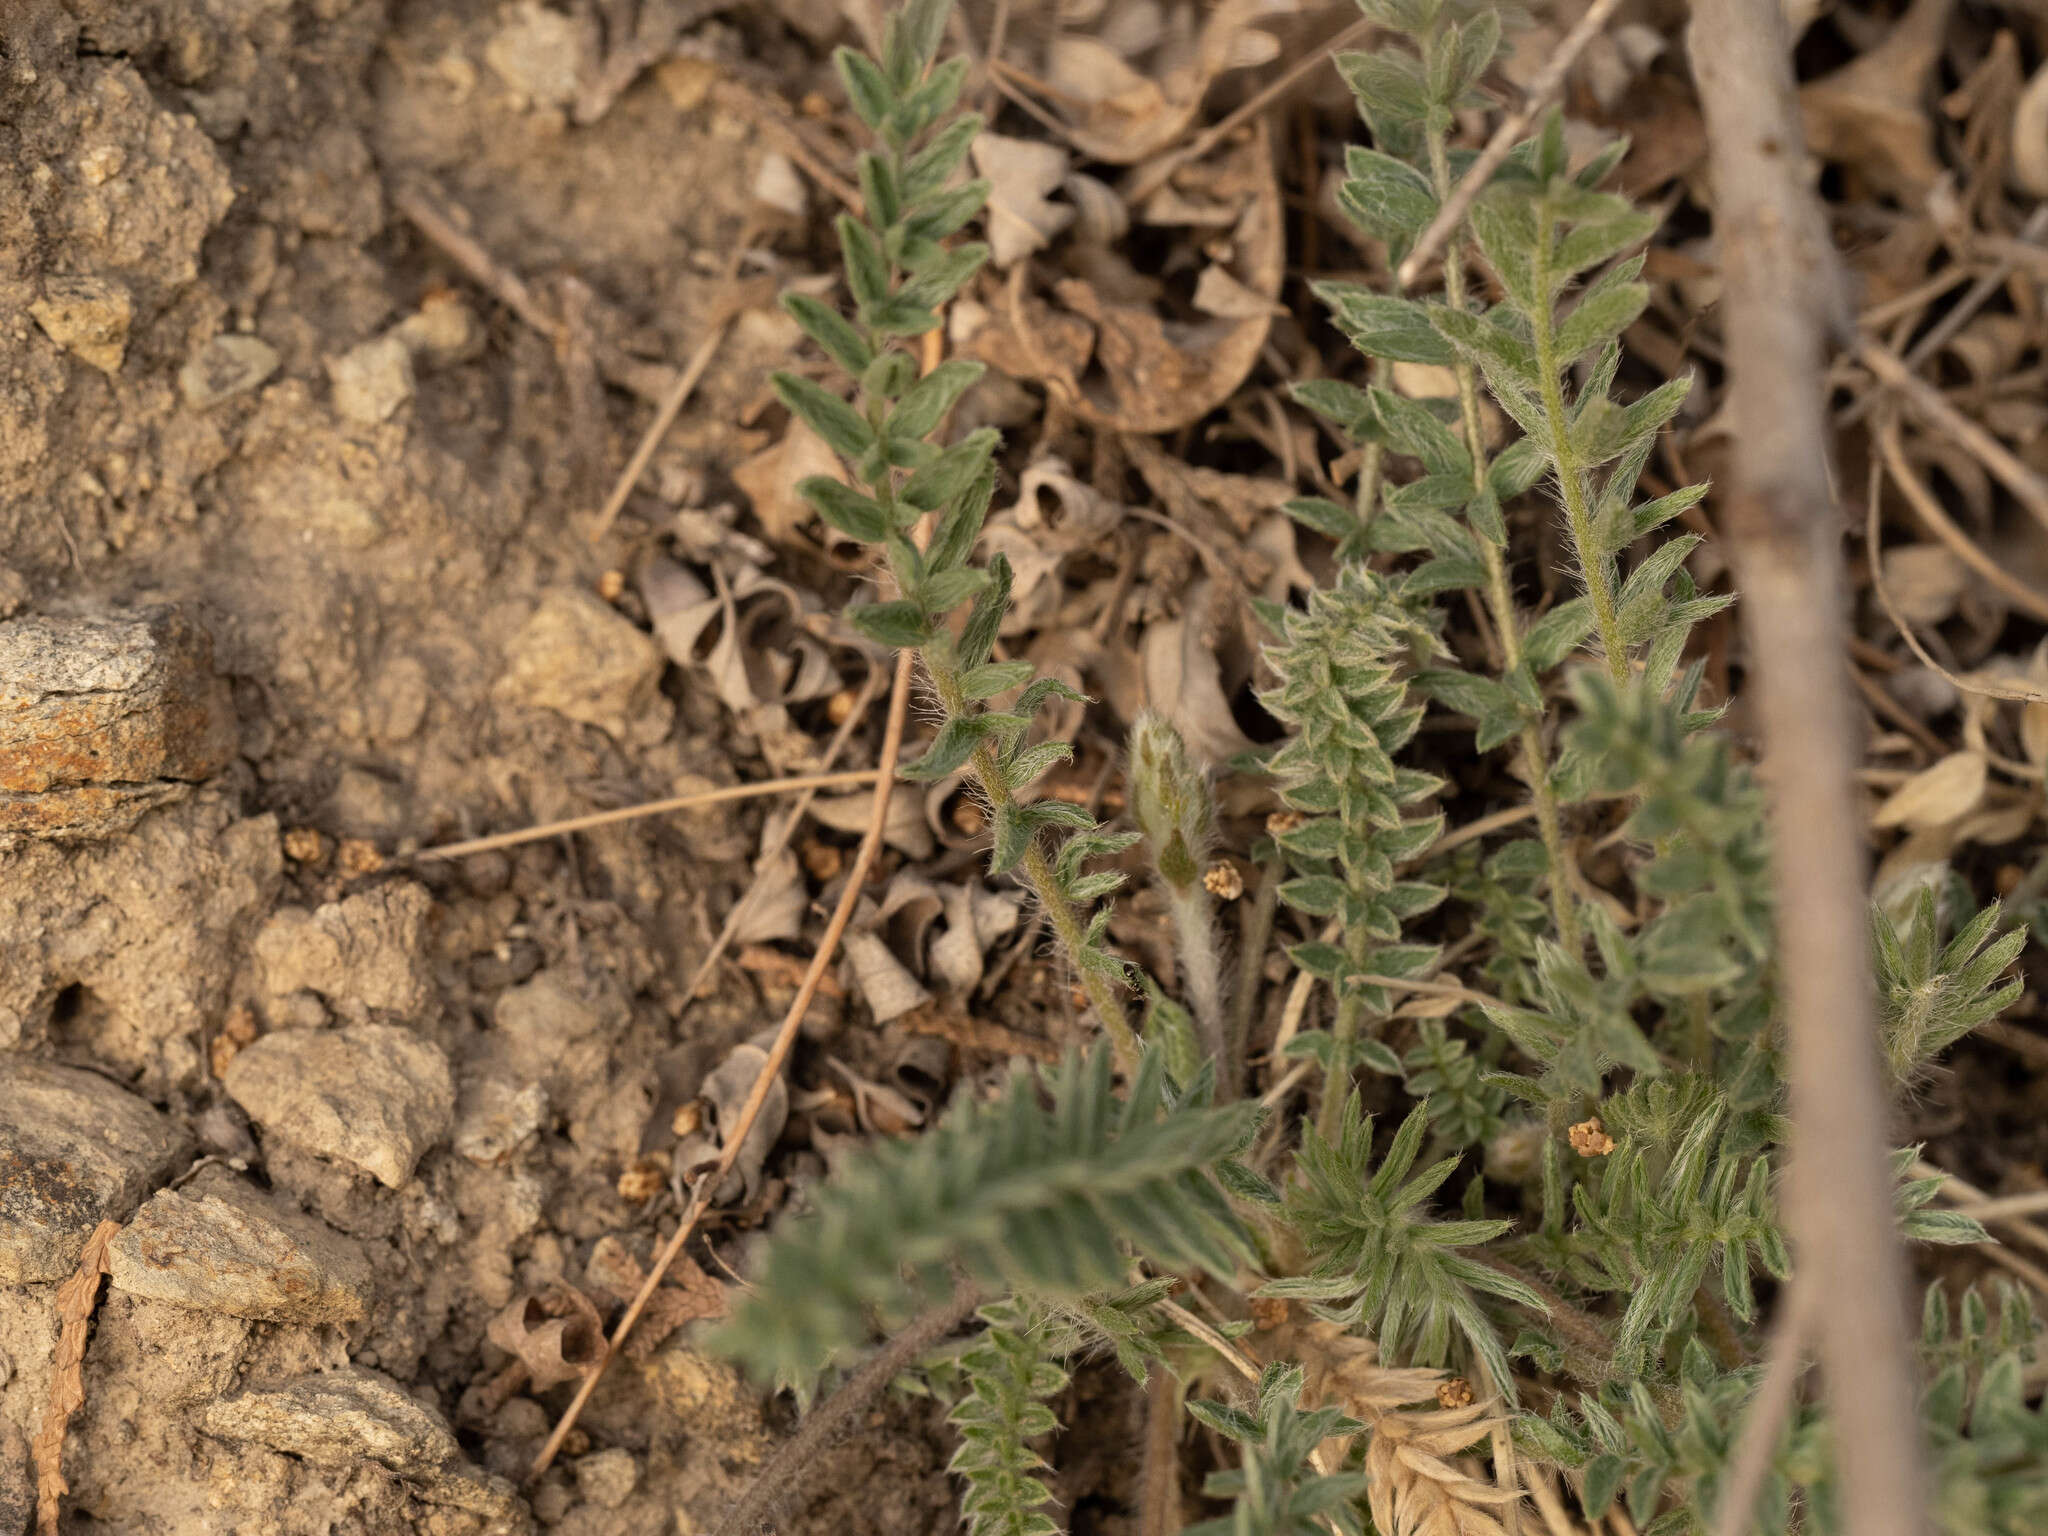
[732,418,845,546]
[825,1057,926,1135]
[1881,543,1970,626]
[1798,0,1954,200]
[1033,0,1296,165]
[844,929,933,1022]
[1259,1313,1517,1536]
[983,124,1282,433]
[34,1218,118,1536]
[1872,751,1988,830]
[584,1235,727,1360]
[974,133,1077,268]
[486,1282,606,1391]
[674,1034,789,1205]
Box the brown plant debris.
[33,1218,118,1536]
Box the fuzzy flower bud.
[1128,711,1214,896]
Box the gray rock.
[492,588,665,742]
[180,334,279,408]
[0,605,239,845]
[203,1367,520,1519]
[30,274,132,374]
[0,1417,28,1536]
[108,1165,373,1323]
[0,1058,189,1283]
[223,1024,454,1188]
[574,1447,639,1510]
[327,334,414,425]
[251,881,434,1023]
[453,1073,547,1165]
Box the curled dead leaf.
[673,1035,788,1205]
[584,1235,727,1360]
[1798,0,1954,200]
[971,124,1281,433]
[1872,751,1988,830]
[974,133,1076,268]
[486,1283,606,1391]
[1026,0,1298,165]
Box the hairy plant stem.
[1427,128,1579,953]
[928,658,1138,1067]
[1319,984,1370,1143]
[1227,850,1283,1096]
[712,1277,984,1536]
[1528,204,1628,687]
[1167,884,1230,1081]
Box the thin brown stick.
[710,1276,983,1536]
[1123,15,1379,205]
[1396,0,1629,290]
[1138,1367,1185,1536]
[1858,339,2048,535]
[528,649,916,1481]
[682,663,884,999]
[1839,205,2048,428]
[1689,5,1928,1535]
[1872,416,2048,623]
[412,769,885,863]
[590,234,753,541]
[34,1219,119,1536]
[1708,1277,1820,1536]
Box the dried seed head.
[1129,710,1215,894]
[283,827,329,865]
[616,1154,670,1204]
[336,838,386,878]
[1436,1377,1475,1409]
[1569,1117,1616,1158]
[1266,810,1305,835]
[1204,861,1245,900]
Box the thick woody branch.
[1687,6,1927,1536]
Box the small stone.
[283,827,329,864]
[574,1447,639,1510]
[203,1366,518,1517]
[616,1155,667,1205]
[0,605,237,843]
[250,881,433,1022]
[492,970,621,1082]
[453,1075,547,1165]
[0,1058,190,1283]
[179,334,279,408]
[327,334,415,425]
[223,1023,454,1188]
[30,274,132,373]
[493,587,664,741]
[484,0,583,108]
[389,293,481,366]
[108,1165,373,1323]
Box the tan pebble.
[801,840,844,881]
[597,569,625,602]
[282,827,329,865]
[616,1155,669,1204]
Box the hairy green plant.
[707,5,2041,1536]
[949,1299,1069,1536]
[771,0,1138,1060]
[1185,1363,1369,1536]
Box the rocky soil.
[0,3,991,1532]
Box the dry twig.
[1708,1277,1819,1536]
[34,1219,118,1536]
[527,649,916,1481]
[412,768,885,863]
[1690,5,1928,1534]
